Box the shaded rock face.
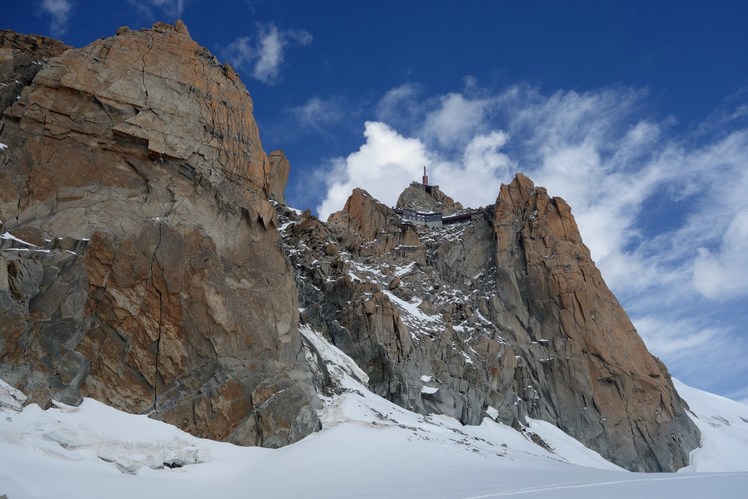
[0,23,318,447]
[0,30,70,114]
[282,175,699,471]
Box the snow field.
[1,328,748,498]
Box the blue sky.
[3,1,748,403]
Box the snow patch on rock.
[0,379,27,411]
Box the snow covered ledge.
[0,378,26,411]
[674,379,748,473]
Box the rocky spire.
[491,173,700,471]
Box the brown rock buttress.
[0,22,318,447]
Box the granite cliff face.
[1,24,699,471]
[284,176,699,471]
[0,23,319,447]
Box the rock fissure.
[151,220,163,413]
[140,36,153,106]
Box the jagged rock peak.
[496,172,583,248]
[328,188,394,241]
[492,172,700,471]
[0,23,318,448]
[396,181,463,214]
[2,21,290,207]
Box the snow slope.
[676,378,748,472]
[1,333,748,498]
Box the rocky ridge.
[282,177,699,472]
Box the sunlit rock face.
[0,22,319,448]
[286,174,699,471]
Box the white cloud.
[150,0,186,17]
[252,25,284,83]
[40,0,73,36]
[375,83,423,127]
[635,317,723,360]
[633,315,747,395]
[422,93,490,148]
[128,0,189,19]
[693,211,748,300]
[316,122,429,219]
[222,23,312,85]
[444,131,512,204]
[222,37,253,66]
[287,96,346,133]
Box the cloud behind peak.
[221,23,312,85]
